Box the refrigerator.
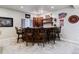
[21,18,33,28]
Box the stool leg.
[43,43,45,47]
[38,43,39,46]
[53,39,55,44]
[58,33,60,40]
[32,42,34,46]
[32,38,34,46]
[22,35,24,42]
[26,42,28,46]
[17,35,19,43]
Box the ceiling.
[0,5,72,15]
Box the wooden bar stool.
[15,27,23,43]
[24,28,34,46]
[49,28,56,44]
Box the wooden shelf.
[43,17,53,20]
[43,17,53,24]
[43,22,53,24]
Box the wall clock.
[68,15,79,24]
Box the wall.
[0,8,25,40]
[52,7,79,44]
[1,7,78,44]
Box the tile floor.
[1,38,79,54]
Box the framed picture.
[0,17,13,27]
[68,15,79,24]
[59,12,67,19]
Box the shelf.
[43,17,53,20]
[43,22,53,24]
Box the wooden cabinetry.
[33,17,53,27]
[33,17,43,27]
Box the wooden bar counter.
[22,27,61,46]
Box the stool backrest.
[15,27,22,34]
[15,27,18,34]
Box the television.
[25,14,31,18]
[0,17,13,27]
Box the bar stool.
[49,28,56,44]
[37,28,47,47]
[15,27,23,43]
[24,28,34,46]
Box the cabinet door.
[33,17,43,27]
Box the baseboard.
[62,38,79,45]
[0,37,16,40]
[1,37,79,45]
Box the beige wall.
[52,7,79,44]
[0,8,25,39]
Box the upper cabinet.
[33,17,43,27]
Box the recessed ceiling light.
[51,6,54,9]
[20,6,24,9]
